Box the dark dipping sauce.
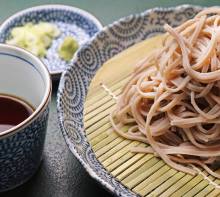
[0,95,34,132]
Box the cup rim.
[0,43,52,139]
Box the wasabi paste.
[58,36,79,61]
[6,22,60,57]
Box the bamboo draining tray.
[84,35,220,197]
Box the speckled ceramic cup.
[0,44,51,192]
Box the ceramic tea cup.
[0,44,51,192]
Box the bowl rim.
[0,43,52,139]
[57,4,204,196]
[0,4,103,76]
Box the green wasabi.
[6,22,60,57]
[58,36,79,61]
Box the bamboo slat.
[84,34,220,196]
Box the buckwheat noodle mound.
[110,7,220,178]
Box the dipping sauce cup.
[0,44,51,191]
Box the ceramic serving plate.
[0,5,103,79]
[57,5,204,196]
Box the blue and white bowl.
[0,5,103,79]
[57,5,203,197]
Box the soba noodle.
[110,7,220,178]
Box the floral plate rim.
[0,4,103,77]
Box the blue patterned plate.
[0,5,103,79]
[57,5,203,196]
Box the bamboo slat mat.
[84,35,220,197]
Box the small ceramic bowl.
[0,44,51,191]
[0,4,103,79]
